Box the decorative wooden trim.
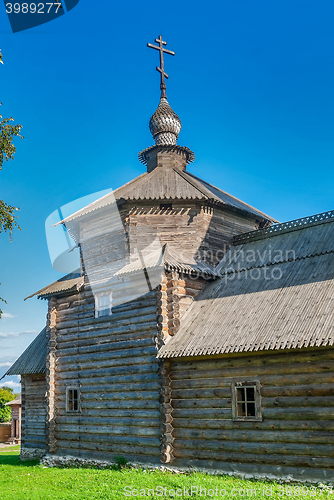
[45,297,57,454]
[234,210,334,245]
[158,360,174,463]
[20,376,26,448]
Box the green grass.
[0,447,332,499]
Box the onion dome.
[149,97,182,146]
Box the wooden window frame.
[66,386,81,413]
[231,381,262,421]
[94,291,112,318]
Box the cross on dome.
[147,35,175,99]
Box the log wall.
[169,347,334,481]
[125,203,259,267]
[52,288,162,463]
[21,374,46,451]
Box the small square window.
[66,386,80,413]
[95,291,112,318]
[232,381,261,421]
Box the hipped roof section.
[1,329,47,378]
[56,167,277,227]
[158,211,334,358]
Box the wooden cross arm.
[157,67,169,78]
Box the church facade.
[3,38,334,483]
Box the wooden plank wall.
[21,374,46,450]
[53,288,161,463]
[169,348,334,480]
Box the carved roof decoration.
[138,145,195,166]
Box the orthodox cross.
[147,35,175,98]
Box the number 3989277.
[5,3,62,14]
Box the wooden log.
[262,407,334,420]
[54,381,160,397]
[56,399,159,411]
[57,325,156,345]
[170,348,334,372]
[55,431,160,448]
[172,448,334,469]
[56,440,161,457]
[171,370,334,387]
[56,353,159,374]
[57,389,158,402]
[172,398,231,410]
[54,371,158,387]
[56,336,155,358]
[172,437,334,457]
[55,416,159,428]
[263,396,334,408]
[172,408,231,420]
[172,427,334,445]
[172,418,334,432]
[172,388,232,400]
[55,362,158,381]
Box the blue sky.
[1,0,334,386]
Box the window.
[66,386,80,413]
[232,381,261,421]
[95,291,112,318]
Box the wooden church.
[3,37,334,483]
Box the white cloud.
[0,380,21,389]
[1,313,15,319]
[0,362,12,368]
[0,330,38,338]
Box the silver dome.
[149,97,182,146]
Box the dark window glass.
[67,388,79,412]
[236,386,256,417]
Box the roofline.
[234,209,334,245]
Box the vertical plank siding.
[169,348,334,479]
[21,375,46,451]
[53,288,161,463]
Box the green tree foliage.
[0,386,16,423]
[0,49,23,318]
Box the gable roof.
[1,328,47,378]
[25,271,83,301]
[57,167,277,225]
[158,212,334,358]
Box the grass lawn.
[0,447,332,499]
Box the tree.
[0,386,16,423]
[0,49,23,317]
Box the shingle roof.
[25,271,83,301]
[5,394,21,406]
[158,215,334,358]
[57,167,277,225]
[1,328,47,377]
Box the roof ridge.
[218,248,334,277]
[234,209,334,245]
[186,171,278,221]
